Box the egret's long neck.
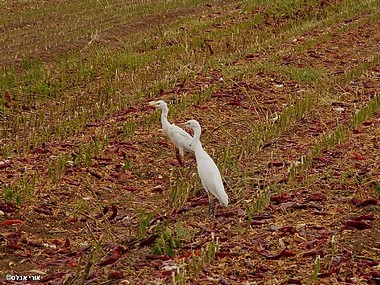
[191,126,203,151]
[160,107,170,129]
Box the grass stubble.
[1,0,380,283]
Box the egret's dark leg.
[187,157,196,168]
[208,192,215,218]
[175,148,184,166]
[179,149,186,167]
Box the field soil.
[0,0,379,284]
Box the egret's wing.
[197,152,221,185]
[197,151,228,206]
[169,124,194,151]
[212,176,228,206]
[171,124,192,139]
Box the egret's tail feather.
[218,192,229,207]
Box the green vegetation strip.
[289,93,380,181]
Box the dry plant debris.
[0,0,379,284]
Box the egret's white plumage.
[149,100,193,165]
[182,119,228,216]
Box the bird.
[149,100,194,166]
[181,119,228,217]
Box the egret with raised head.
[181,119,228,217]
[149,100,193,166]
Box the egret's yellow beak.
[148,101,157,108]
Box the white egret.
[181,119,228,217]
[149,100,194,166]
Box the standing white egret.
[149,100,193,166]
[181,119,228,217]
